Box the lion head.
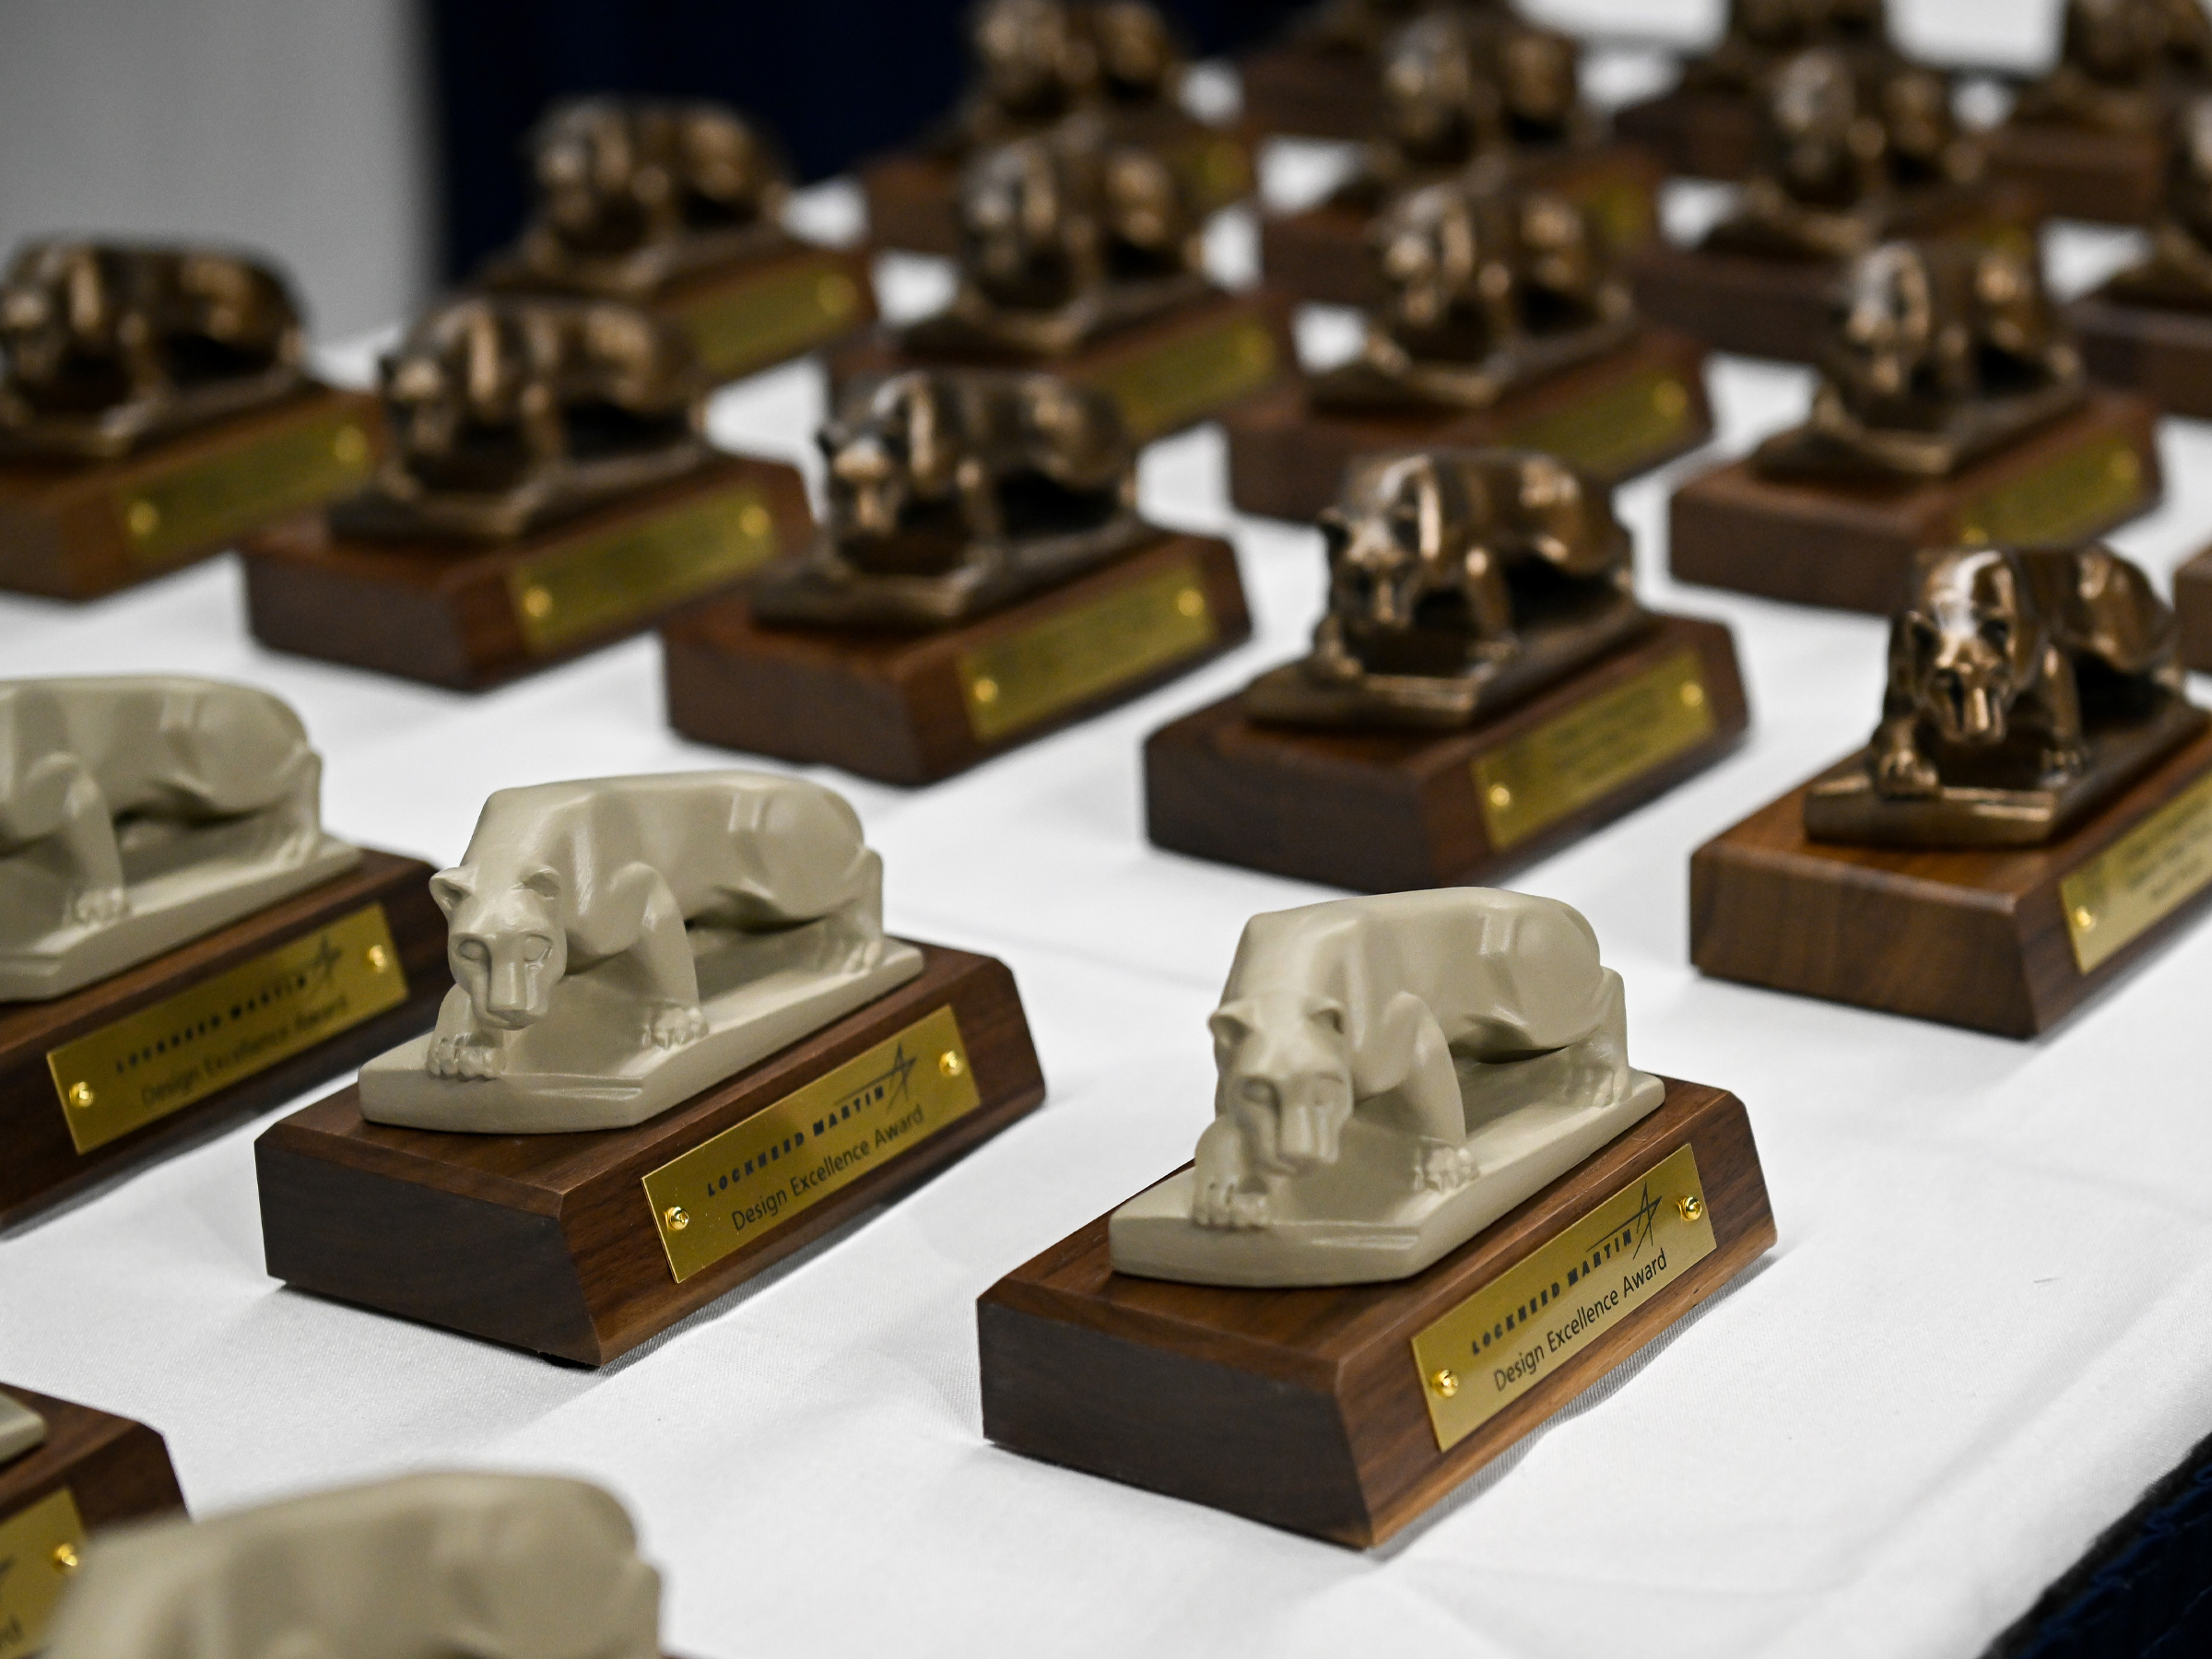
[1900,548,2047,746]
[1321,453,1443,631]
[429,865,568,1030]
[1207,993,1355,1176]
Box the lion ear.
[428,868,473,916]
[521,865,562,902]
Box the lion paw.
[1416,1139,1478,1194]
[68,885,129,926]
[646,1003,709,1051]
[427,1032,504,1080]
[1874,745,1941,798]
[2040,744,2089,786]
[1192,1180,1272,1230]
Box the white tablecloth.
[6,130,2212,1659]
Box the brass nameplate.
[2061,765,2212,974]
[508,486,777,655]
[1170,131,1254,213]
[1954,429,2147,549]
[1475,649,1715,851]
[49,904,407,1156]
[116,400,376,568]
[675,253,865,380]
[1501,363,1695,480]
[1568,170,1655,253]
[958,553,1217,743]
[1411,1142,1716,1452]
[1083,313,1278,440]
[642,1004,982,1283]
[0,1487,86,1659]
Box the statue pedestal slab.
[0,385,386,600]
[2176,543,2212,673]
[977,1077,1773,1547]
[241,455,812,691]
[1612,87,1761,181]
[1144,614,1746,892]
[256,943,1045,1367]
[662,531,1252,786]
[2069,286,2212,418]
[1667,392,2161,615]
[1984,121,2164,226]
[1223,328,1712,522]
[1690,725,2212,1036]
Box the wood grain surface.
[2178,546,2212,674]
[0,1384,187,1532]
[2071,288,2212,419]
[1239,42,1384,140]
[1983,122,2165,226]
[1611,88,1762,182]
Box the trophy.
[979,888,1775,1544]
[864,0,1253,255]
[1240,0,1522,139]
[1694,541,2212,1033]
[480,97,877,383]
[1635,46,2042,363]
[1614,0,1899,181]
[238,294,811,689]
[0,1384,185,1657]
[833,119,1292,442]
[1149,447,1744,888]
[1670,235,2160,612]
[0,241,387,600]
[1985,0,2212,224]
[0,678,446,1229]
[257,770,1046,1364]
[1262,7,1662,308]
[1228,170,1712,522]
[664,369,1252,782]
[46,1475,653,1659]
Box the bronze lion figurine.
[1681,0,1894,96]
[2010,0,2212,139]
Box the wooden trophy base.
[241,455,812,690]
[664,531,1252,785]
[1258,146,1663,308]
[647,241,877,383]
[0,385,385,601]
[1984,121,2164,226]
[1611,87,1761,181]
[0,1385,185,1651]
[258,944,1045,1367]
[1223,329,1713,523]
[826,288,1295,442]
[2070,286,2212,418]
[1145,614,1747,892]
[1691,726,2212,1036]
[1240,41,1382,140]
[979,1077,1774,1547]
[0,852,448,1232]
[1668,393,2161,615]
[2178,545,2212,673]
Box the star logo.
[302,932,344,993]
[1628,1182,1665,1258]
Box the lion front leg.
[1190,1114,1272,1230]
[426,986,507,1079]
[2023,643,2089,785]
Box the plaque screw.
[664,1206,690,1232]
[125,500,160,538]
[333,425,370,465]
[66,1081,94,1110]
[739,501,771,539]
[1430,1369,1460,1397]
[53,1542,79,1574]
[1677,1195,1705,1222]
[1680,681,1705,709]
[1653,381,1688,419]
[366,945,391,972]
[2073,905,2096,931]
[1176,586,1205,619]
[939,1050,965,1078]
[1488,782,1512,809]
[522,585,554,619]
[971,677,1001,705]
[1959,522,1988,546]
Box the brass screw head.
[125,499,160,538]
[1488,782,1512,809]
[739,501,771,539]
[1959,522,1988,546]
[2073,906,2096,931]
[366,945,391,972]
[1678,1194,1705,1222]
[664,1206,690,1232]
[1430,1369,1459,1398]
[66,1081,94,1110]
[53,1541,79,1573]
[1175,586,1206,619]
[971,677,1000,705]
[939,1050,965,1078]
[333,424,370,465]
[522,585,554,619]
[1680,680,1706,709]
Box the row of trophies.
[8,0,2212,1639]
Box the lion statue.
[2010,0,2212,137]
[1368,8,1594,181]
[952,0,1186,149]
[1681,0,1895,95]
[0,241,307,458]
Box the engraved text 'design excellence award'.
[1228,170,1712,523]
[1670,235,2161,614]
[1692,543,2212,1035]
[980,889,1776,1546]
[1633,45,2043,366]
[1148,448,1746,891]
[0,241,389,600]
[863,0,1253,257]
[1260,10,1660,310]
[663,370,1252,784]
[0,678,447,1230]
[0,1384,186,1658]
[832,120,1292,443]
[481,98,877,384]
[257,771,1046,1365]
[239,296,812,690]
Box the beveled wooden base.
[0,851,448,1232]
[650,241,877,383]
[1611,87,1761,181]
[2177,545,2212,673]
[978,1077,1774,1547]
[1984,121,2164,226]
[1240,41,1382,140]
[1145,614,1746,892]
[1668,393,2161,614]
[664,532,1252,785]
[257,944,1045,1366]
[1224,329,1712,523]
[0,385,385,600]
[2069,287,2212,418]
[827,288,1295,442]
[241,456,811,690]
[1691,725,2212,1036]
[1259,146,1663,308]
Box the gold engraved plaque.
[1083,313,1279,440]
[1411,1142,1716,1452]
[958,554,1217,742]
[508,486,777,655]
[2061,766,2212,973]
[1475,649,1715,851]
[1567,171,1656,253]
[117,400,377,568]
[48,904,407,1155]
[1501,365,1695,481]
[0,1487,86,1659]
[1169,131,1255,214]
[674,253,865,380]
[643,1004,982,1283]
[1953,430,2148,549]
